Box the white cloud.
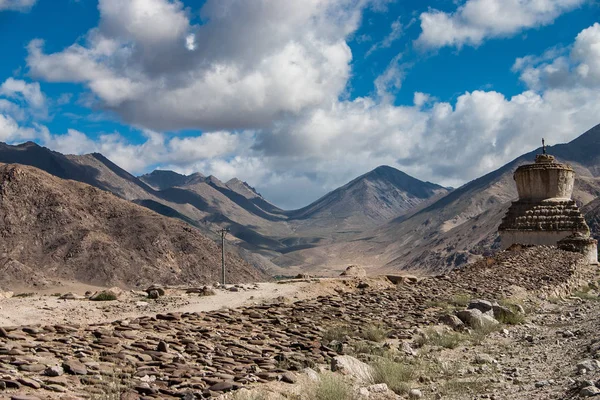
[514,22,600,89]
[12,2,600,209]
[0,114,38,142]
[374,53,406,101]
[0,0,36,12]
[417,0,586,49]
[0,78,45,109]
[366,17,403,56]
[0,78,47,121]
[26,0,385,131]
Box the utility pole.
[218,228,230,285]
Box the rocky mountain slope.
[0,163,263,288]
[286,166,449,236]
[277,123,600,274]
[0,141,447,272]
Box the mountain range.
[0,122,599,278]
[0,163,263,289]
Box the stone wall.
[499,230,573,250]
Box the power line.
[218,228,230,285]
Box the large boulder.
[456,309,499,329]
[331,355,373,384]
[340,265,367,277]
[467,299,493,313]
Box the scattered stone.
[475,354,497,364]
[44,365,64,377]
[577,360,600,374]
[409,388,423,398]
[580,386,600,397]
[58,292,85,300]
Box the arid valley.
[2,1,600,399]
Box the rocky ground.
[0,247,599,400]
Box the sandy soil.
[0,277,392,327]
[0,281,315,327]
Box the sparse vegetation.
[573,285,600,301]
[231,391,270,400]
[348,341,387,357]
[89,373,126,400]
[90,292,118,301]
[371,356,416,395]
[449,293,471,308]
[322,324,352,343]
[14,292,35,298]
[313,373,352,400]
[438,378,488,398]
[416,328,467,349]
[470,323,503,345]
[358,324,389,342]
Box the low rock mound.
[432,246,588,298]
[340,265,367,277]
[0,163,264,288]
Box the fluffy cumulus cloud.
[0,0,36,12]
[514,23,600,89]
[26,0,380,131]
[11,0,600,208]
[417,0,586,49]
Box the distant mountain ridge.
[6,124,599,277]
[277,123,600,274]
[0,140,448,273]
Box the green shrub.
[359,324,389,342]
[371,357,415,395]
[90,292,118,301]
[314,373,352,400]
[322,325,351,343]
[15,292,35,298]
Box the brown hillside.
[0,163,264,288]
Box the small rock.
[62,359,87,375]
[44,366,64,377]
[156,341,169,353]
[475,354,497,365]
[580,386,600,397]
[439,314,464,330]
[208,381,234,392]
[281,371,297,384]
[409,388,423,398]
[145,285,165,297]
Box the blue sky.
[0,0,599,208]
